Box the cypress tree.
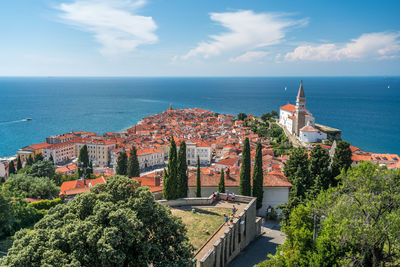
[8,160,16,175]
[116,152,128,176]
[16,156,22,171]
[252,142,264,209]
[78,145,90,178]
[26,155,34,166]
[196,155,201,197]
[162,168,169,199]
[163,136,178,199]
[49,154,54,164]
[127,146,140,177]
[218,168,225,193]
[88,161,93,175]
[239,137,251,196]
[177,141,188,198]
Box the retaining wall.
[159,194,261,267]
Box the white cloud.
[285,32,400,61]
[58,0,157,55]
[181,10,307,60]
[230,51,269,62]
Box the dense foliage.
[260,162,400,266]
[1,174,59,199]
[237,113,247,121]
[1,176,194,266]
[331,140,353,184]
[239,137,251,196]
[27,160,56,180]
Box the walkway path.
[227,221,285,267]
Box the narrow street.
[228,221,285,267]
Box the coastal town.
[1,81,400,266]
[1,82,399,214]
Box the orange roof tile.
[280,104,296,112]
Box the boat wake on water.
[0,118,32,125]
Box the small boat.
[26,118,32,121]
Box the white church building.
[279,81,327,143]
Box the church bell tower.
[294,80,306,136]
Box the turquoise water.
[0,77,399,157]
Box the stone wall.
[161,193,261,267]
[198,195,262,267]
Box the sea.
[0,77,399,157]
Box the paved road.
[228,221,285,267]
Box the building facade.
[43,142,76,164]
[75,140,116,166]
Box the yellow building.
[17,142,51,162]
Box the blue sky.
[1,0,400,76]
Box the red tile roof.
[60,176,106,196]
[280,104,296,112]
[29,142,51,150]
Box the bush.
[266,206,278,220]
[28,198,63,210]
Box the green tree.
[177,141,188,198]
[309,145,331,192]
[33,153,44,163]
[261,112,272,122]
[237,113,247,121]
[16,156,22,171]
[218,168,225,193]
[1,176,194,266]
[26,155,34,166]
[8,160,16,175]
[271,110,278,118]
[196,155,201,197]
[116,152,128,176]
[0,192,11,237]
[252,142,264,209]
[239,137,251,196]
[88,161,93,175]
[2,174,59,199]
[282,147,312,221]
[331,141,352,184]
[28,160,56,180]
[127,146,140,177]
[49,154,54,163]
[78,145,90,178]
[261,162,400,267]
[163,136,178,200]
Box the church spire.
[297,80,305,98]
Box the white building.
[75,140,116,166]
[137,148,165,171]
[43,142,76,164]
[186,140,212,166]
[0,160,8,179]
[299,125,327,143]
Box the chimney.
[154,175,161,186]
